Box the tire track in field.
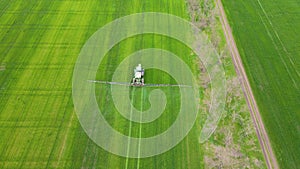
[9,1,61,168]
[255,0,299,89]
[257,12,298,88]
[45,0,84,166]
[80,93,101,169]
[125,88,135,169]
[256,0,300,79]
[216,1,279,169]
[0,20,36,168]
[55,110,75,168]
[136,88,143,169]
[80,1,120,167]
[0,1,39,120]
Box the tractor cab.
[131,64,144,86]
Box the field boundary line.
[216,0,279,168]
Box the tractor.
[131,64,144,86]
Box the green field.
[222,0,300,168]
[0,0,266,168]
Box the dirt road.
[216,0,279,168]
